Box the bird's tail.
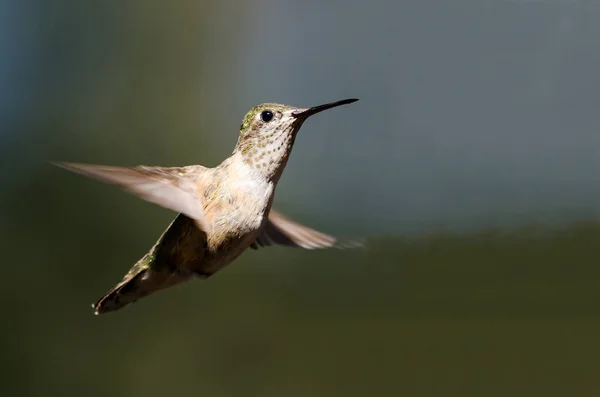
[92,252,189,315]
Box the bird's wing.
[250,209,363,250]
[54,162,209,231]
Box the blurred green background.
[3,1,600,396]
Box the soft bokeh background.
[2,1,600,396]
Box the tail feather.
[92,214,208,315]
[92,259,190,315]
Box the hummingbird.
[56,98,360,315]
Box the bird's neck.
[229,135,296,183]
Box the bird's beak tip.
[292,98,359,118]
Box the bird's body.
[56,98,359,314]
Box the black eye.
[260,110,274,122]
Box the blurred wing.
[55,162,209,231]
[250,210,363,250]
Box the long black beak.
[292,98,359,118]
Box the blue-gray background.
[2,1,600,396]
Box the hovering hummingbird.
[56,98,360,314]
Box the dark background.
[2,1,600,396]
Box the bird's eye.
[260,110,274,122]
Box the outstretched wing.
[250,210,362,250]
[54,162,209,231]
